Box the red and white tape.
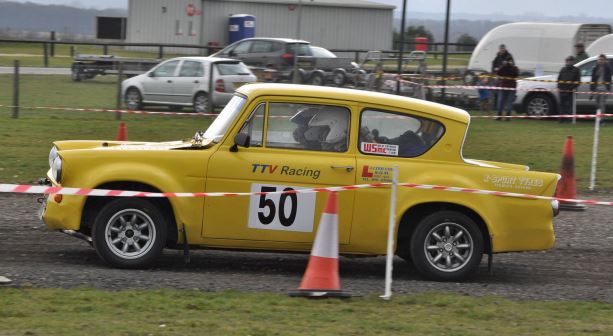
[1,182,612,206]
[0,105,216,117]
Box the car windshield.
[217,62,252,75]
[203,95,247,142]
[311,47,336,58]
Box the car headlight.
[51,156,62,183]
[48,146,58,167]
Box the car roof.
[237,84,470,123]
[236,37,310,44]
[575,53,613,66]
[169,56,244,63]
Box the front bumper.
[38,177,83,231]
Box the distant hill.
[0,1,126,38]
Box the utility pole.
[395,0,408,95]
[441,0,451,102]
[292,0,303,84]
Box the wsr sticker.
[361,142,399,156]
[248,183,315,232]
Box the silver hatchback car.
[122,57,257,113]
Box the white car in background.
[122,57,256,113]
[515,55,613,116]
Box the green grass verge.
[0,74,611,190]
[0,289,612,336]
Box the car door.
[248,40,273,67]
[575,59,596,107]
[203,98,357,248]
[228,40,254,65]
[173,60,205,105]
[141,59,180,103]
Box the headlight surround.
[51,156,62,183]
[48,146,58,168]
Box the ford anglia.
[40,84,560,281]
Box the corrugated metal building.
[126,0,394,53]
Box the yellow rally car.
[40,83,560,281]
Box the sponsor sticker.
[248,183,315,232]
[361,165,393,183]
[483,174,544,190]
[361,142,398,156]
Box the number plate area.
[248,183,316,232]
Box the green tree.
[393,25,435,50]
[456,33,477,51]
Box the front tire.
[523,93,555,116]
[92,198,167,269]
[409,211,483,281]
[310,72,324,86]
[333,71,347,87]
[125,88,143,111]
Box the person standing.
[574,43,589,63]
[492,44,514,73]
[496,58,519,121]
[590,54,612,117]
[557,56,581,123]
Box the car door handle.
[167,80,173,83]
[194,80,199,83]
[330,165,354,172]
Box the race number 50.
[248,183,315,232]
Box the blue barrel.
[229,14,256,44]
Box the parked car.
[212,37,315,81]
[121,56,256,113]
[40,84,560,281]
[515,54,613,115]
[307,46,361,86]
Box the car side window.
[359,109,444,158]
[251,41,273,53]
[238,103,265,147]
[153,60,180,77]
[179,60,204,77]
[266,103,350,152]
[578,60,596,77]
[233,41,252,55]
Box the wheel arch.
[81,181,178,246]
[396,202,492,256]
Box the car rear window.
[217,62,252,75]
[286,43,312,56]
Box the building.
[126,0,395,53]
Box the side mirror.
[148,72,155,77]
[229,50,237,57]
[230,133,250,152]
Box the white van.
[586,33,613,55]
[466,22,611,82]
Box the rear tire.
[409,211,483,281]
[193,92,209,113]
[310,72,324,86]
[333,71,347,87]
[92,198,167,269]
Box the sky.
[8,0,613,19]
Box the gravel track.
[1,193,612,302]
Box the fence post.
[50,31,56,57]
[208,63,215,114]
[354,51,360,63]
[158,46,164,59]
[70,45,75,57]
[43,42,49,67]
[103,44,108,55]
[116,62,123,120]
[12,60,19,119]
[589,109,601,191]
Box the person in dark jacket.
[557,56,581,123]
[496,58,519,121]
[590,54,612,115]
[491,44,515,73]
[574,43,589,63]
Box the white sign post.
[381,165,398,301]
[589,109,601,191]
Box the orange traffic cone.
[289,192,351,298]
[555,136,586,211]
[116,122,128,141]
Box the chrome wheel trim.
[194,94,208,113]
[333,73,345,86]
[311,75,323,86]
[527,97,549,116]
[423,222,474,273]
[125,89,141,110]
[105,209,157,260]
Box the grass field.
[0,289,612,336]
[0,74,612,190]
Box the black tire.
[409,211,483,281]
[310,72,325,86]
[92,198,167,269]
[463,70,478,85]
[333,71,347,87]
[125,87,143,111]
[288,69,305,84]
[193,92,209,113]
[523,93,555,116]
[71,70,84,82]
